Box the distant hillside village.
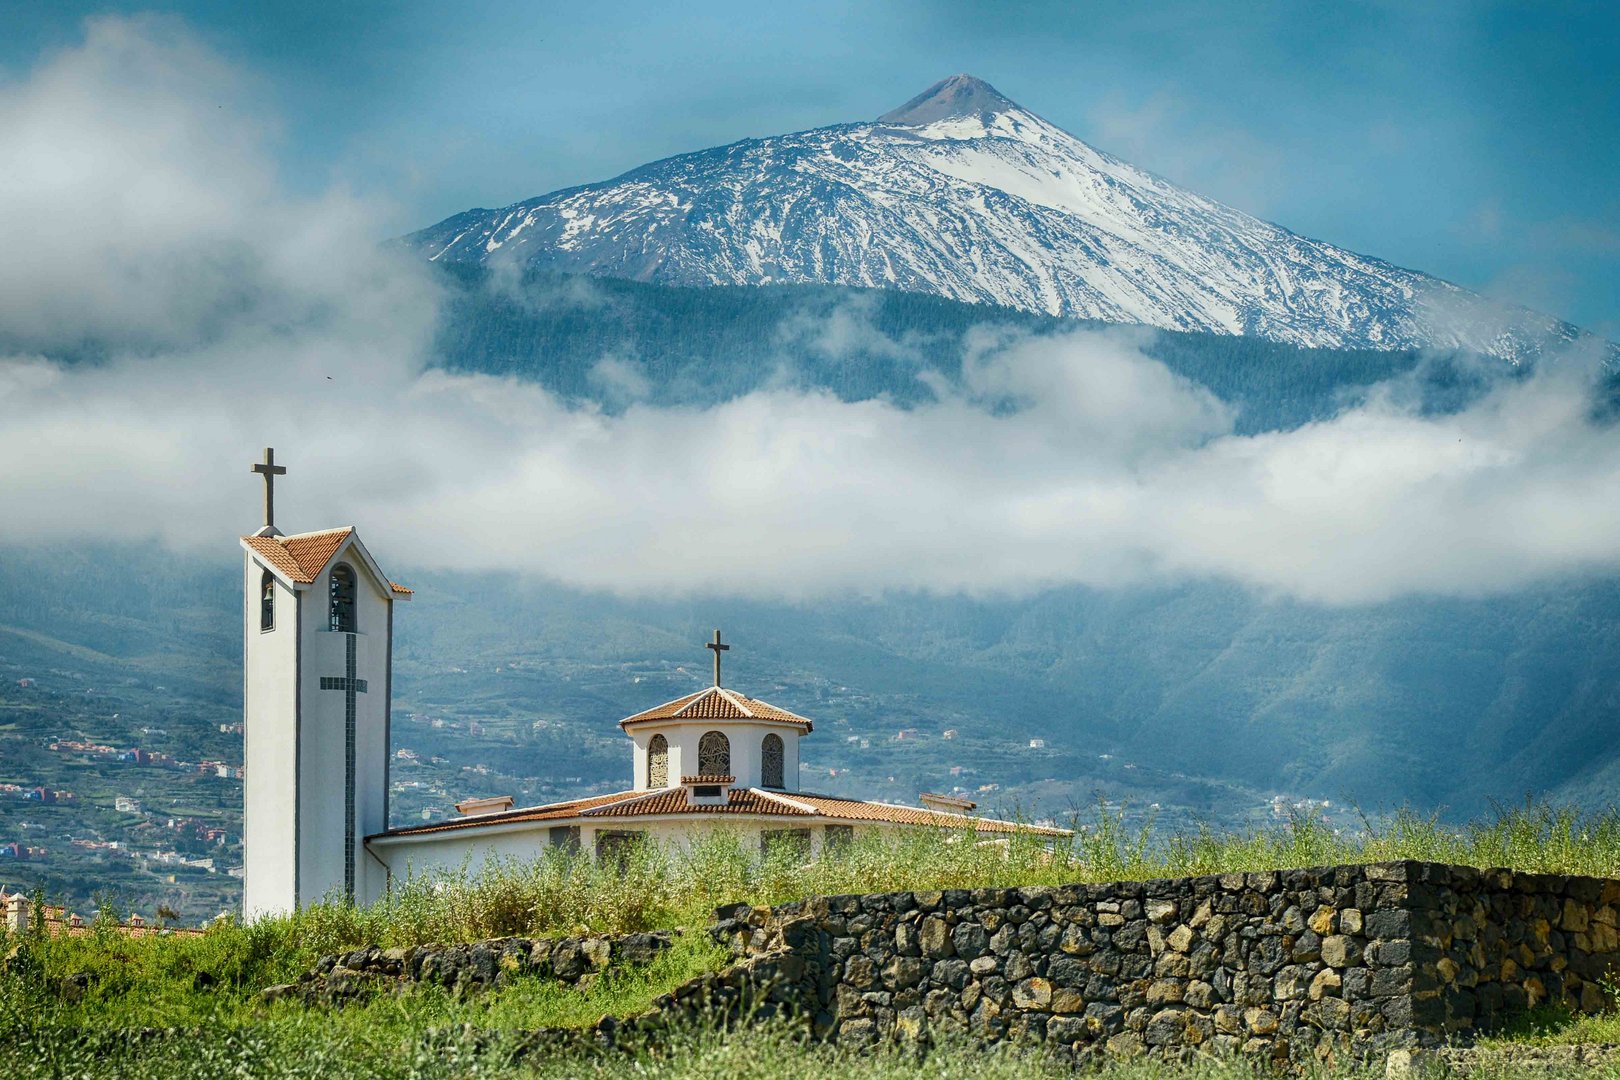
[1,675,244,888]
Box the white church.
[239,449,1066,917]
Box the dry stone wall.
[252,862,1620,1067]
[1401,863,1620,1039]
[262,931,677,1004]
[708,861,1620,1065]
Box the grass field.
[5,801,1620,1077]
[1,1011,1611,1080]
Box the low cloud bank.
[2,18,1618,606]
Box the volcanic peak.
[877,74,1022,126]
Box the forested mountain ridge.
[428,266,1522,434]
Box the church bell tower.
[239,449,409,917]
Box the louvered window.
[329,565,357,633]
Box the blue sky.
[5,0,1617,334]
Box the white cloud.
[3,18,1620,608]
[772,290,920,365]
[588,353,653,403]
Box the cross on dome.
[251,447,287,533]
[706,629,730,686]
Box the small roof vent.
[919,792,978,814]
[455,795,515,817]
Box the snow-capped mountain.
[403,75,1579,358]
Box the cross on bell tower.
[706,629,730,687]
[251,447,287,534]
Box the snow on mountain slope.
[402,75,1582,358]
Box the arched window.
[697,731,731,776]
[329,565,357,633]
[761,733,785,788]
[259,570,276,632]
[647,734,669,787]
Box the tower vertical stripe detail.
[320,635,365,903]
[344,633,357,903]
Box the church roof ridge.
[618,684,813,730]
[368,786,1070,840]
[581,786,810,818]
[752,788,821,814]
[786,790,1072,836]
[713,687,747,715]
[273,525,358,540]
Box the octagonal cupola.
[621,631,812,793]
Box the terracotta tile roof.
[369,787,1068,838]
[242,527,354,584]
[369,790,640,838]
[282,528,355,581]
[389,582,413,596]
[583,788,807,817]
[680,775,735,785]
[620,686,813,730]
[242,535,305,581]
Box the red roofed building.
[366,630,1066,878]
[240,452,1063,918]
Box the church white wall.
[296,545,394,908]
[295,618,347,904]
[356,601,392,906]
[627,722,803,790]
[242,558,299,920]
[368,818,870,887]
[243,533,397,917]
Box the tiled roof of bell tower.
[619,685,813,730]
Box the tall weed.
[7,799,1620,1038]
